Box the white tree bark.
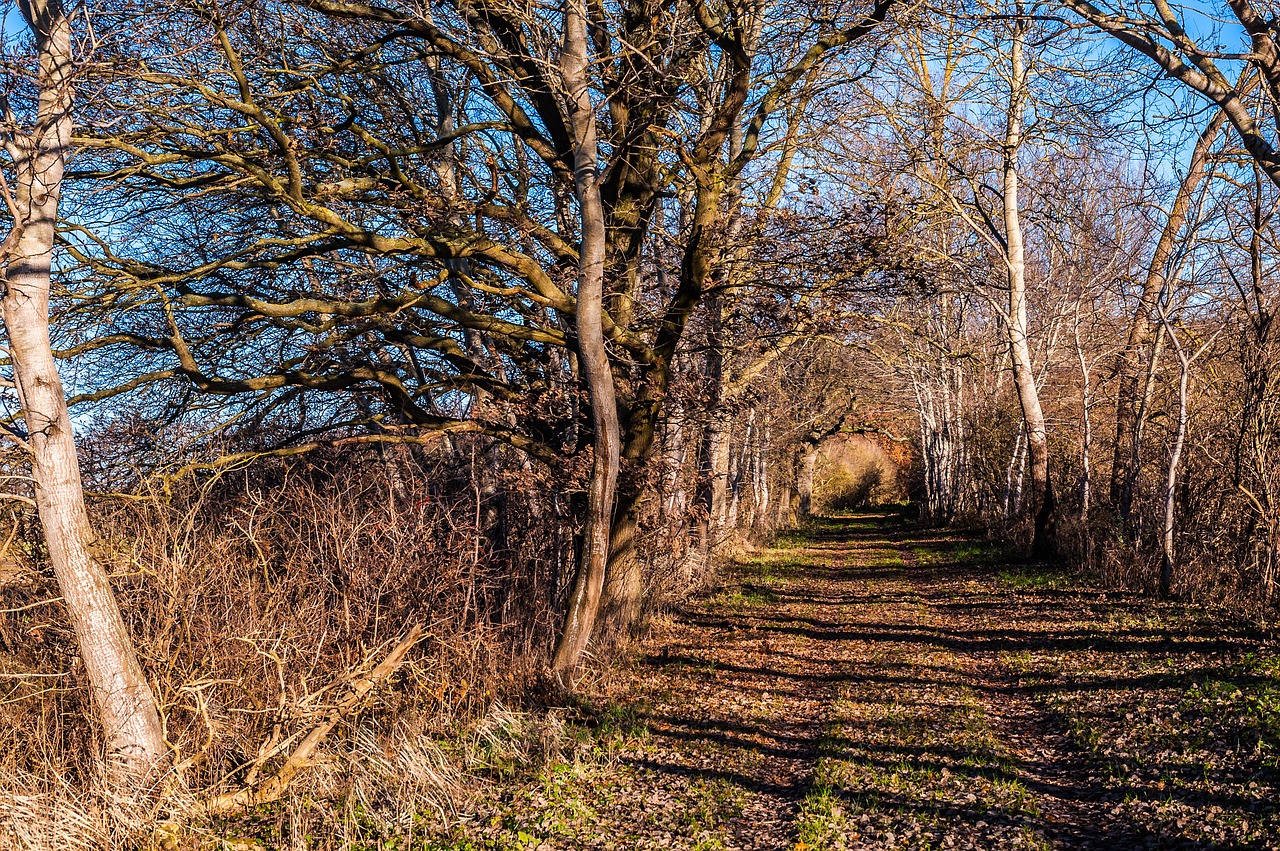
[907,345,973,524]
[1002,17,1056,556]
[1,0,166,782]
[1155,300,1219,598]
[755,418,771,528]
[1073,300,1093,520]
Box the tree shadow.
[615,508,1279,847]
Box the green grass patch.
[770,528,811,549]
[792,782,849,850]
[996,564,1073,590]
[912,538,1010,568]
[712,582,779,607]
[592,699,651,741]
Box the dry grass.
[0,431,725,848]
[0,441,583,846]
[813,434,906,513]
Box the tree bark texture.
[797,441,819,518]
[1002,20,1056,558]
[550,1,621,688]
[2,0,167,782]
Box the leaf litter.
[428,511,1279,850]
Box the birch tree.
[1000,13,1056,556]
[0,0,166,782]
[1153,293,1220,596]
[853,6,1066,552]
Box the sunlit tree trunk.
[550,0,620,688]
[1073,302,1094,522]
[1002,17,1056,558]
[797,439,819,518]
[910,355,972,524]
[1,0,167,783]
[726,409,753,531]
[754,417,771,531]
[1155,303,1219,597]
[695,293,733,549]
[661,402,689,518]
[1112,110,1224,527]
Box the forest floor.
[409,510,1279,850]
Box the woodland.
[1,0,1280,846]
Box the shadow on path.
[613,509,1277,850]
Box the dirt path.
[446,511,1280,850]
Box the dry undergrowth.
[0,436,731,850]
[0,450,572,849]
[5,506,1277,850]
[0,701,581,850]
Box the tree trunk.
[1,0,167,783]
[1111,110,1224,519]
[1002,19,1055,558]
[726,410,752,532]
[1074,303,1094,561]
[596,396,666,648]
[776,483,794,528]
[596,487,643,649]
[1122,322,1166,538]
[660,402,689,518]
[695,288,733,544]
[550,1,620,689]
[695,398,733,557]
[797,441,819,518]
[910,359,970,524]
[1156,310,1218,598]
[1160,359,1190,598]
[754,418,771,532]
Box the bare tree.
[1000,13,1056,556]
[854,6,1066,551]
[1153,293,1220,596]
[0,0,165,782]
[1111,107,1226,529]
[1061,0,1280,187]
[549,0,620,687]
